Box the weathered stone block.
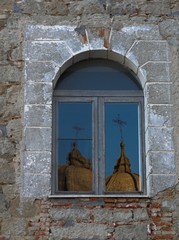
[6,14,20,29]
[6,119,22,144]
[1,218,27,236]
[25,25,89,55]
[0,43,9,65]
[88,28,110,50]
[0,125,7,137]
[0,83,7,95]
[25,61,59,82]
[81,13,111,28]
[146,104,173,127]
[24,127,51,151]
[2,185,16,200]
[110,29,135,57]
[0,138,15,157]
[25,82,52,104]
[49,208,90,221]
[0,97,6,116]
[0,165,15,184]
[45,1,68,16]
[107,0,138,16]
[115,223,148,240]
[0,66,22,82]
[25,41,72,66]
[50,222,107,239]
[66,33,89,54]
[11,44,23,61]
[60,57,73,76]
[6,84,22,104]
[133,208,149,221]
[73,50,90,64]
[121,24,163,40]
[111,25,162,62]
[4,85,22,119]
[146,127,174,151]
[0,193,8,213]
[14,0,46,15]
[126,41,171,71]
[94,208,132,222]
[139,62,171,83]
[147,151,175,174]
[145,83,172,105]
[108,50,124,65]
[23,151,51,174]
[145,0,171,16]
[24,25,75,41]
[24,105,52,127]
[22,173,51,197]
[0,28,21,48]
[68,1,85,16]
[159,19,179,38]
[9,196,41,218]
[93,208,113,222]
[162,199,176,211]
[82,0,105,15]
[148,174,176,196]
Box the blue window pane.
[56,59,141,90]
[105,103,140,192]
[57,102,93,192]
[58,102,92,141]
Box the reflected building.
[58,141,139,192]
[58,143,92,192]
[106,142,139,192]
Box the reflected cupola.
[106,142,140,192]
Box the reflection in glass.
[57,102,93,192]
[105,103,140,192]
[56,59,141,90]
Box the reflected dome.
[106,142,140,192]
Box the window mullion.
[93,97,99,194]
[98,97,105,195]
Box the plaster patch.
[24,105,30,112]
[122,25,153,35]
[150,110,168,126]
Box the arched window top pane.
[55,59,142,90]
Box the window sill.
[48,194,149,199]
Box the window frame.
[52,89,145,196]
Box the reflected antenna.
[72,125,85,146]
[113,114,127,142]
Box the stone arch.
[22,24,176,198]
[53,49,143,90]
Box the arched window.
[52,59,145,196]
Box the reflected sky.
[56,59,141,90]
[58,102,92,165]
[105,103,139,177]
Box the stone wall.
[0,0,179,239]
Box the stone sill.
[48,194,149,199]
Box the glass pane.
[105,103,140,192]
[56,59,141,90]
[57,102,93,192]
